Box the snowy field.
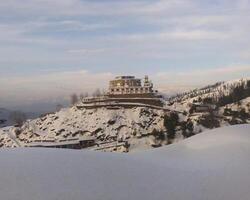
[0,124,249,200]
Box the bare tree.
[56,104,63,111]
[92,88,101,97]
[79,93,84,100]
[102,89,106,95]
[70,93,79,105]
[9,111,27,127]
[79,92,89,100]
[84,92,89,98]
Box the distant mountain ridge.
[0,108,42,128]
[0,108,11,128]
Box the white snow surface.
[0,124,249,200]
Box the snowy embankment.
[0,125,249,200]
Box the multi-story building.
[108,75,156,97]
[81,75,164,108]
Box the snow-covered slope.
[166,78,250,135]
[169,78,249,104]
[1,78,249,151]
[0,124,249,200]
[0,106,166,151]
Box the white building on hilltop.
[108,75,157,96]
[81,75,164,108]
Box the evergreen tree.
[164,112,179,142]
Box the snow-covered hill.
[166,78,250,135]
[0,106,166,151]
[0,78,249,151]
[169,78,250,104]
[0,124,249,200]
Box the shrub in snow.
[164,112,179,143]
[181,120,194,138]
[198,113,220,129]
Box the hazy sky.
[0,0,250,110]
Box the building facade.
[108,75,155,95]
[80,75,164,108]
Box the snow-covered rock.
[0,124,249,200]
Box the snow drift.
[0,124,249,200]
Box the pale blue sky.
[0,0,250,110]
